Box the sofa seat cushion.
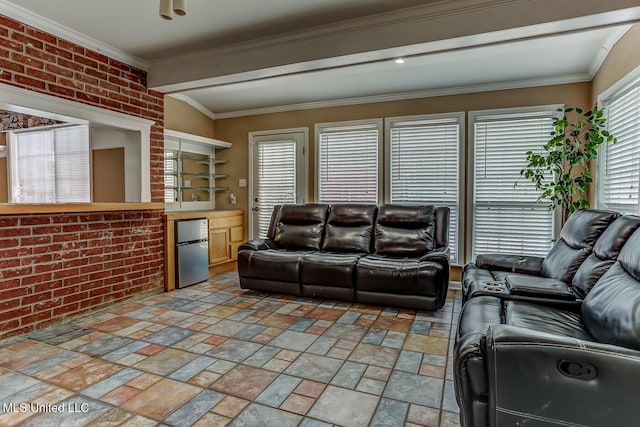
[505,275,575,300]
[356,254,443,296]
[242,249,309,282]
[505,301,593,341]
[301,252,364,288]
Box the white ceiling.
[182,27,622,115]
[1,0,639,117]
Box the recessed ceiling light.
[394,58,405,64]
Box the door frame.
[248,127,309,239]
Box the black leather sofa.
[238,203,450,310]
[461,209,640,304]
[454,209,640,427]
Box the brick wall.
[0,15,166,338]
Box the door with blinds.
[249,130,307,239]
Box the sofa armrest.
[419,247,450,308]
[485,324,640,426]
[420,246,450,263]
[504,275,575,300]
[238,238,276,252]
[475,253,544,275]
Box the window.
[598,74,640,214]
[386,113,464,262]
[9,125,90,204]
[470,107,558,259]
[1,84,153,206]
[316,119,381,203]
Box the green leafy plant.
[519,106,616,223]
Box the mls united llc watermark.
[3,402,90,413]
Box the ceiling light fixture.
[394,58,406,64]
[173,0,187,16]
[159,0,187,20]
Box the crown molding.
[212,74,590,120]
[0,0,148,70]
[588,24,632,79]
[167,94,216,120]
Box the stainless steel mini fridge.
[175,218,209,288]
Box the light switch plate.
[239,179,247,187]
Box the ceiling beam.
[148,0,640,93]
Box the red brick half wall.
[0,211,164,337]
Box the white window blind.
[317,120,380,203]
[9,125,90,204]
[255,140,297,238]
[472,110,555,258]
[599,82,640,214]
[389,115,461,262]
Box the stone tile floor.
[0,271,462,427]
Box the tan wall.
[213,82,591,255]
[93,148,125,202]
[588,24,640,205]
[592,24,640,102]
[164,96,215,138]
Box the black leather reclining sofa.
[238,203,450,310]
[454,209,640,426]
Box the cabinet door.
[209,228,229,265]
[229,225,243,260]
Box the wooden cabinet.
[164,209,244,291]
[208,211,243,268]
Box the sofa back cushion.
[374,204,436,256]
[582,228,640,351]
[541,209,619,283]
[274,204,329,250]
[322,204,377,253]
[572,215,640,298]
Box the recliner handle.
[557,359,597,380]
